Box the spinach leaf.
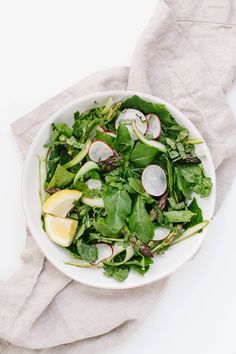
[103,264,130,281]
[177,164,212,197]
[77,242,98,263]
[130,142,157,167]
[104,187,132,231]
[177,164,202,183]
[54,165,75,188]
[115,124,133,159]
[96,130,116,148]
[164,210,195,223]
[121,95,174,126]
[129,196,154,243]
[193,176,212,197]
[174,167,191,199]
[93,219,119,236]
[186,198,203,228]
[128,177,146,196]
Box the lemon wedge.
[43,190,82,217]
[45,214,78,247]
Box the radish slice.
[115,109,147,140]
[94,243,113,264]
[88,141,113,162]
[154,227,170,241]
[86,179,102,191]
[146,114,161,139]
[142,165,167,197]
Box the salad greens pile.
[41,95,212,282]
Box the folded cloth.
[1,0,236,353]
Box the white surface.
[0,0,235,353]
[22,90,216,289]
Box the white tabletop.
[0,1,236,353]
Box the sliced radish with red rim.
[86,179,102,191]
[88,141,113,162]
[142,165,167,196]
[115,109,147,140]
[94,243,113,264]
[146,114,161,139]
[153,227,170,241]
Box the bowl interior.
[22,90,216,289]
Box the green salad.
[41,95,212,282]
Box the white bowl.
[22,91,216,289]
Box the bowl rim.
[22,90,216,289]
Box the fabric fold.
[1,0,236,353]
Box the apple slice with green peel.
[142,165,167,197]
[43,190,83,217]
[81,197,104,208]
[63,139,91,169]
[74,161,99,183]
[65,259,101,268]
[146,114,161,139]
[173,220,209,245]
[115,108,147,140]
[94,243,114,265]
[45,214,78,247]
[105,132,116,138]
[88,141,114,163]
[132,121,167,152]
[106,243,134,265]
[85,179,102,191]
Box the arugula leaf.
[166,157,174,196]
[130,142,157,167]
[51,122,73,141]
[45,145,71,183]
[73,180,89,193]
[54,165,75,188]
[104,187,132,231]
[73,109,102,143]
[129,196,154,243]
[103,264,129,281]
[121,95,174,126]
[168,197,185,210]
[186,198,203,228]
[164,210,195,223]
[77,242,98,263]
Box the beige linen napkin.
[1,1,236,353]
